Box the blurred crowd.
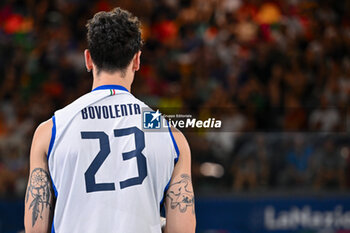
[1,0,350,197]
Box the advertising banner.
[196,195,350,233]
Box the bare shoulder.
[170,127,191,164]
[31,119,53,157]
[171,127,190,154]
[36,119,53,133]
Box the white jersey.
[47,85,179,233]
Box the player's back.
[47,85,178,233]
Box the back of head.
[86,8,142,75]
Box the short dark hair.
[86,8,142,75]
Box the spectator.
[313,138,346,189]
[282,135,314,187]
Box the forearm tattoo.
[166,174,195,214]
[26,168,52,227]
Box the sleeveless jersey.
[47,85,179,233]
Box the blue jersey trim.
[51,176,58,198]
[167,120,180,161]
[51,220,55,233]
[47,116,56,160]
[47,116,57,233]
[46,116,58,197]
[160,121,180,210]
[91,85,129,92]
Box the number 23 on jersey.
[81,126,147,193]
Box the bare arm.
[164,128,196,233]
[24,120,55,233]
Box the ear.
[84,49,93,72]
[132,51,141,72]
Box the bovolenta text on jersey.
[81,104,141,120]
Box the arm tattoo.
[26,168,52,227]
[166,174,195,214]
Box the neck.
[91,70,132,92]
